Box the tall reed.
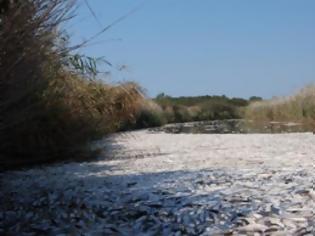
[244,85,315,128]
[0,0,143,166]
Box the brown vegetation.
[0,0,143,167]
[244,85,315,129]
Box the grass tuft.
[244,85,315,129]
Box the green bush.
[154,94,246,123]
[134,109,166,128]
[122,100,167,130]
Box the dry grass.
[0,0,143,167]
[244,85,315,128]
[122,99,167,129]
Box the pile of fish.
[1,165,314,235]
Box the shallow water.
[151,119,310,134]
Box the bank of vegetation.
[123,94,262,129]
[244,85,315,129]
[0,0,143,167]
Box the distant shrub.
[163,106,176,123]
[198,101,240,120]
[172,105,192,123]
[154,94,247,124]
[249,96,263,102]
[121,99,167,130]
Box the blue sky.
[70,0,315,98]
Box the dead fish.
[307,189,315,200]
[237,223,268,233]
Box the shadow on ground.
[3,160,311,235]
